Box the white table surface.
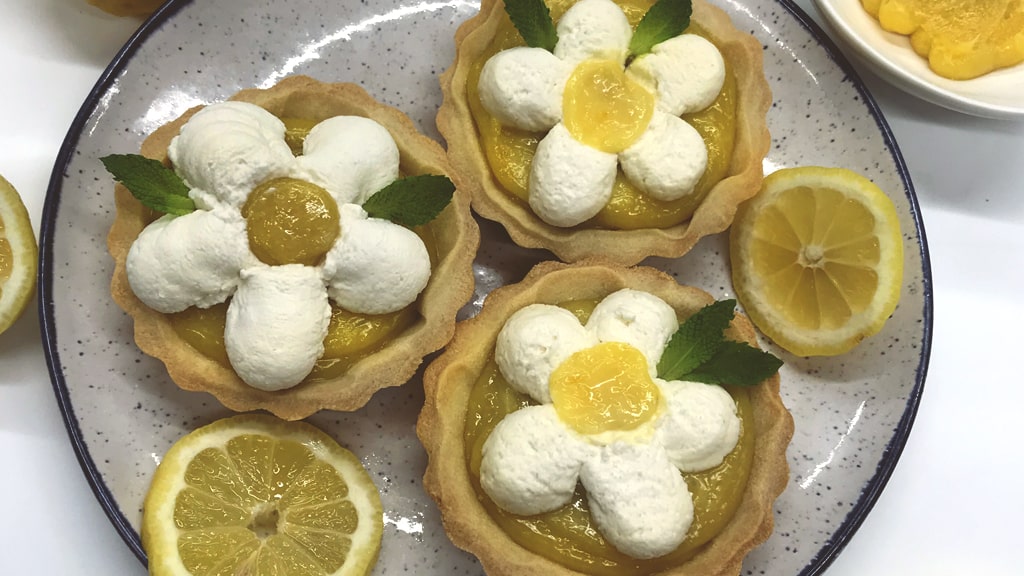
[2,1,1022,575]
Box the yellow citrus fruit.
[142,414,383,576]
[0,174,38,337]
[729,166,903,356]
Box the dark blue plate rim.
[37,0,933,572]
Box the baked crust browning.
[417,260,793,576]
[437,0,772,265]
[108,75,480,419]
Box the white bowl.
[814,0,1024,119]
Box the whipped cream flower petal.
[626,34,727,116]
[528,123,618,226]
[322,204,431,315]
[291,115,400,205]
[580,442,693,559]
[585,288,678,375]
[126,207,258,314]
[553,0,632,65]
[478,47,571,132]
[169,102,293,210]
[225,264,331,391]
[654,380,741,472]
[619,111,709,202]
[496,303,598,404]
[480,405,595,515]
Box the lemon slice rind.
[730,166,904,357]
[0,174,38,336]
[143,414,383,576]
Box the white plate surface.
[40,1,932,574]
[814,0,1024,119]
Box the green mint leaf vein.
[629,0,692,57]
[100,153,195,216]
[504,0,558,52]
[363,174,455,227]
[683,341,784,387]
[657,299,736,381]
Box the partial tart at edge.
[417,260,793,576]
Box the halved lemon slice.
[143,414,383,576]
[729,166,903,356]
[0,174,38,336]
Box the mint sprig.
[504,0,558,51]
[362,174,455,227]
[100,154,195,216]
[629,0,692,58]
[657,299,782,387]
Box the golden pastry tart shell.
[107,75,480,420]
[437,0,772,266]
[417,260,793,576]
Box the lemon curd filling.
[463,300,755,575]
[165,118,432,384]
[468,0,738,230]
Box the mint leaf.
[683,341,784,387]
[657,299,736,381]
[505,0,558,52]
[629,0,692,57]
[362,174,455,227]
[100,154,195,216]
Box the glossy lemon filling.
[464,300,754,575]
[165,117,432,384]
[468,0,737,230]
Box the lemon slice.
[143,414,383,576]
[729,166,903,356]
[0,174,38,336]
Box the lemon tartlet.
[438,0,771,265]
[418,261,793,576]
[108,75,479,420]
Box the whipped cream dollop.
[127,101,432,391]
[477,0,726,226]
[481,288,741,559]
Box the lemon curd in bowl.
[438,0,771,264]
[418,261,794,576]
[107,76,479,420]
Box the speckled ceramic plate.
[813,0,1024,119]
[40,0,932,574]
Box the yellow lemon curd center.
[241,177,341,267]
[164,118,433,384]
[562,60,655,154]
[468,0,737,230]
[463,300,754,575]
[550,341,660,434]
